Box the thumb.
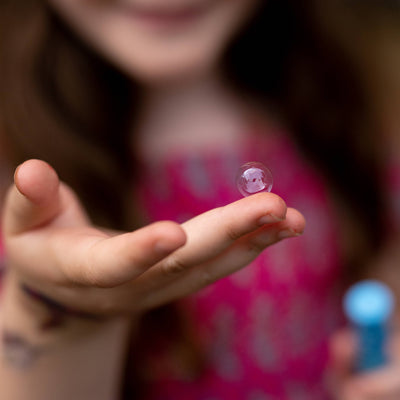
[3,159,66,235]
[329,328,358,383]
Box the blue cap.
[344,280,395,325]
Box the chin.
[116,46,219,85]
[134,64,213,85]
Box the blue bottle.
[343,280,395,372]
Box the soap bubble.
[236,162,273,197]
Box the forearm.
[0,270,133,400]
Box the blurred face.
[48,0,260,84]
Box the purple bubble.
[236,162,273,197]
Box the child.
[0,1,399,399]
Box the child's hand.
[329,328,400,399]
[3,159,305,316]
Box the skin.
[47,0,261,83]
[4,159,304,316]
[1,1,399,399]
[329,329,400,400]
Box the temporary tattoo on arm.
[1,330,45,369]
[1,285,103,369]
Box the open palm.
[3,159,305,316]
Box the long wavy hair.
[0,0,390,398]
[0,0,136,228]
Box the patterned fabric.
[137,129,345,400]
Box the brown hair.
[0,0,391,398]
[0,0,136,229]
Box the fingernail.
[258,213,284,226]
[277,228,302,239]
[13,165,27,197]
[14,164,21,185]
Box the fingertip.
[152,221,187,254]
[285,207,306,234]
[268,193,288,220]
[241,192,288,222]
[14,159,59,204]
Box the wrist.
[19,283,103,330]
[3,270,98,328]
[0,270,135,400]
[1,270,132,367]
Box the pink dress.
[136,128,344,399]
